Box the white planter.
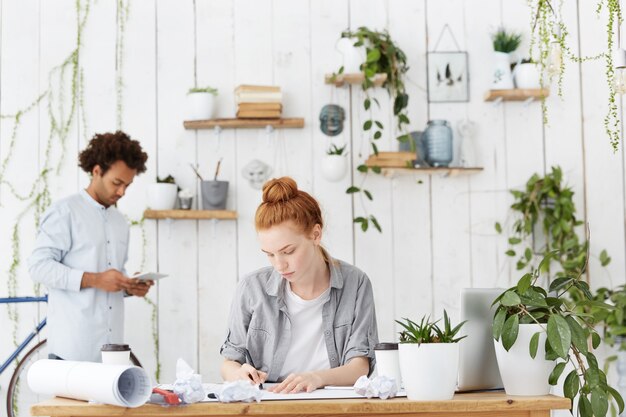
[494,323,554,396]
[514,63,541,89]
[320,155,348,182]
[399,343,459,400]
[186,92,216,121]
[491,51,515,90]
[335,37,365,73]
[147,183,177,210]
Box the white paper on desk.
[28,360,152,407]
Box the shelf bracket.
[491,97,504,107]
[265,125,274,134]
[213,125,222,136]
[522,97,535,106]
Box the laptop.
[456,288,504,392]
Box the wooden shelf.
[144,209,237,220]
[325,73,387,87]
[183,118,304,130]
[366,165,484,178]
[484,88,549,102]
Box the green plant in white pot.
[492,252,624,417]
[396,311,466,400]
[321,144,348,182]
[491,27,522,90]
[187,86,218,121]
[148,175,178,210]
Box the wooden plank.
[183,118,304,129]
[324,72,387,87]
[31,393,571,416]
[144,209,237,220]
[483,89,550,102]
[380,167,484,177]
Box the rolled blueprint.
[28,359,152,407]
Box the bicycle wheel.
[6,339,49,417]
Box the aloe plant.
[396,310,466,345]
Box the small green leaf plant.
[492,252,624,417]
[187,86,218,95]
[336,27,410,233]
[491,27,522,53]
[156,175,176,184]
[326,144,346,156]
[590,285,626,351]
[396,310,467,344]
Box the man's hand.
[81,269,133,292]
[126,279,154,297]
[268,372,324,393]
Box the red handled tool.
[152,387,181,405]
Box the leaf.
[517,273,532,294]
[549,277,572,293]
[366,48,381,63]
[371,142,379,155]
[374,131,382,139]
[495,222,502,233]
[505,250,516,257]
[363,120,373,131]
[357,164,368,173]
[370,215,382,233]
[600,249,611,267]
[547,315,572,360]
[549,362,567,385]
[591,387,609,417]
[579,395,593,417]
[501,314,519,351]
[592,332,601,349]
[363,189,373,201]
[566,315,588,354]
[371,166,382,174]
[501,291,521,307]
[493,308,506,340]
[524,247,532,261]
[375,121,383,129]
[346,186,360,194]
[563,370,580,400]
[529,331,540,358]
[607,385,625,414]
[364,98,371,111]
[508,237,522,245]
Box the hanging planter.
[321,144,348,182]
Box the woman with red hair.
[220,177,378,393]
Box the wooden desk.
[32,392,570,417]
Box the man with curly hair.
[29,131,152,362]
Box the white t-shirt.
[279,283,331,379]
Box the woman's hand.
[269,372,324,393]
[237,363,267,385]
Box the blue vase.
[423,120,453,167]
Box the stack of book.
[365,151,416,168]
[235,85,282,119]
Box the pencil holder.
[201,180,228,210]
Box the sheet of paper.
[28,360,152,407]
[131,272,168,281]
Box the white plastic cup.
[374,342,402,388]
[101,344,131,365]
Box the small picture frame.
[427,51,469,103]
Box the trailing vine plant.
[528,0,622,151]
[333,27,410,233]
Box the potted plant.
[514,57,541,89]
[334,27,410,233]
[147,175,178,210]
[492,252,624,416]
[321,144,348,182]
[490,27,522,90]
[396,311,466,400]
[186,86,218,121]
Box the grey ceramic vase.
[423,120,453,167]
[201,181,228,210]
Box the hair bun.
[262,177,298,203]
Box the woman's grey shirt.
[220,260,379,382]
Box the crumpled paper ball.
[354,375,398,400]
[217,380,263,403]
[172,358,205,403]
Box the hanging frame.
[427,24,470,103]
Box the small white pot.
[514,63,541,89]
[494,323,554,396]
[320,155,348,182]
[399,343,459,400]
[491,51,515,90]
[186,92,216,121]
[335,37,365,73]
[147,183,177,210]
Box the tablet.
[131,272,169,282]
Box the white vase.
[491,51,515,90]
[147,183,177,210]
[320,155,348,182]
[494,323,554,396]
[514,63,541,89]
[186,92,216,121]
[399,343,459,400]
[335,37,365,74]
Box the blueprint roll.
[27,359,152,407]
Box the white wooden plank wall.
[1,0,625,400]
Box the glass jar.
[423,120,453,167]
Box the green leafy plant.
[492,252,623,417]
[496,166,610,280]
[188,86,218,95]
[396,310,467,344]
[491,27,523,53]
[156,175,176,184]
[590,285,626,351]
[326,144,346,156]
[336,27,410,233]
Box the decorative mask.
[319,104,345,137]
[241,159,273,190]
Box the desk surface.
[32,392,570,417]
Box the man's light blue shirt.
[28,189,130,362]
